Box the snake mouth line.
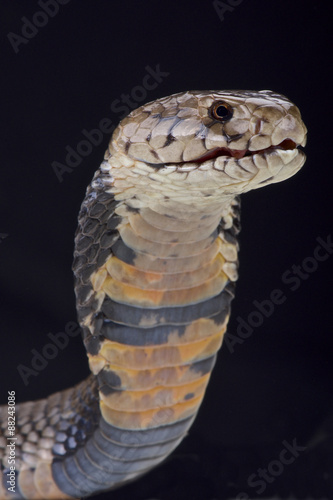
[191,138,298,163]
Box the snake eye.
[210,101,233,121]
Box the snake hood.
[108,90,307,203]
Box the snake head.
[108,90,307,199]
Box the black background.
[0,1,332,499]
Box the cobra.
[0,90,307,499]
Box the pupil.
[216,105,229,117]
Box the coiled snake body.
[0,90,307,499]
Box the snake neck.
[74,158,240,428]
[30,159,241,498]
[0,158,241,500]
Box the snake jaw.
[190,147,248,163]
[188,138,300,165]
[168,136,306,195]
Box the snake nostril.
[279,138,297,150]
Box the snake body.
[0,90,307,499]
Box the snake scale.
[0,90,307,499]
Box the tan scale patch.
[90,267,108,291]
[88,354,107,375]
[89,358,214,391]
[105,254,224,291]
[18,468,45,499]
[219,239,238,261]
[222,262,238,281]
[167,316,228,344]
[97,329,224,370]
[100,374,210,411]
[127,213,219,243]
[138,207,221,232]
[131,239,221,274]
[88,316,229,378]
[0,480,11,499]
[101,269,228,308]
[35,462,75,499]
[15,462,74,499]
[100,393,203,430]
[119,224,216,258]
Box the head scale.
[107,90,307,200]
